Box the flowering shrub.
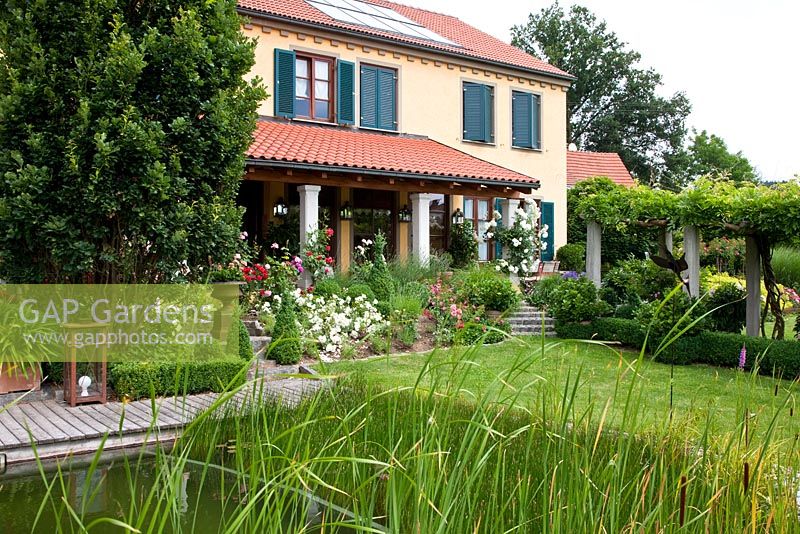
[239,244,302,312]
[302,227,336,282]
[425,278,508,345]
[295,290,387,362]
[490,205,546,276]
[350,238,374,281]
[700,236,745,275]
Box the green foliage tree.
[686,130,758,183]
[511,3,691,189]
[0,0,266,282]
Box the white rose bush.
[490,204,547,276]
[296,290,387,362]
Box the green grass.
[323,337,800,441]
[762,314,798,338]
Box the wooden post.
[586,221,602,288]
[745,236,761,337]
[683,226,700,298]
[658,228,673,257]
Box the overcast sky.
[419,0,799,181]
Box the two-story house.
[236,0,573,270]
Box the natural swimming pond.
[0,455,362,533]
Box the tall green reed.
[19,308,800,532]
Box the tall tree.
[686,130,759,183]
[0,0,266,283]
[511,2,691,189]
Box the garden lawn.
[322,337,800,445]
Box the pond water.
[0,456,360,533]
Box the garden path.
[0,364,325,466]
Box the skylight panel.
[306,0,459,46]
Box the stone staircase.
[243,318,272,359]
[506,305,556,337]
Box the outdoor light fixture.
[78,375,92,397]
[451,208,465,225]
[272,198,288,218]
[339,201,353,220]
[398,205,412,223]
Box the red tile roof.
[247,119,539,187]
[237,0,571,79]
[567,151,636,188]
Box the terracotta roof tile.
[247,119,538,186]
[237,0,571,79]
[567,151,635,188]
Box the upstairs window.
[273,49,355,125]
[462,82,494,143]
[295,54,333,121]
[360,64,397,131]
[512,90,541,149]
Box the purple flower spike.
[738,344,747,370]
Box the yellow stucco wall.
[241,20,569,251]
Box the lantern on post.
[398,205,412,223]
[63,323,108,407]
[451,208,465,225]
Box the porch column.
[298,185,321,246]
[299,185,321,289]
[409,193,432,264]
[397,191,410,261]
[586,221,602,288]
[683,225,700,298]
[500,198,520,228]
[745,235,761,337]
[337,187,352,272]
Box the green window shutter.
[464,82,493,142]
[483,85,494,143]
[463,82,485,142]
[274,48,295,118]
[377,68,397,131]
[360,65,378,128]
[541,202,555,261]
[532,94,541,149]
[511,91,533,148]
[337,60,355,125]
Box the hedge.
[109,357,248,399]
[666,332,800,377]
[556,318,800,378]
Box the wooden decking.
[0,365,324,465]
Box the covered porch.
[241,119,539,269]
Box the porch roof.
[246,119,539,191]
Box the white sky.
[418,0,800,181]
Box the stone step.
[243,319,265,337]
[250,336,272,358]
[507,314,551,321]
[508,317,551,323]
[511,327,556,336]
[507,319,556,326]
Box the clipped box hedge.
[556,318,800,378]
[109,357,248,399]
